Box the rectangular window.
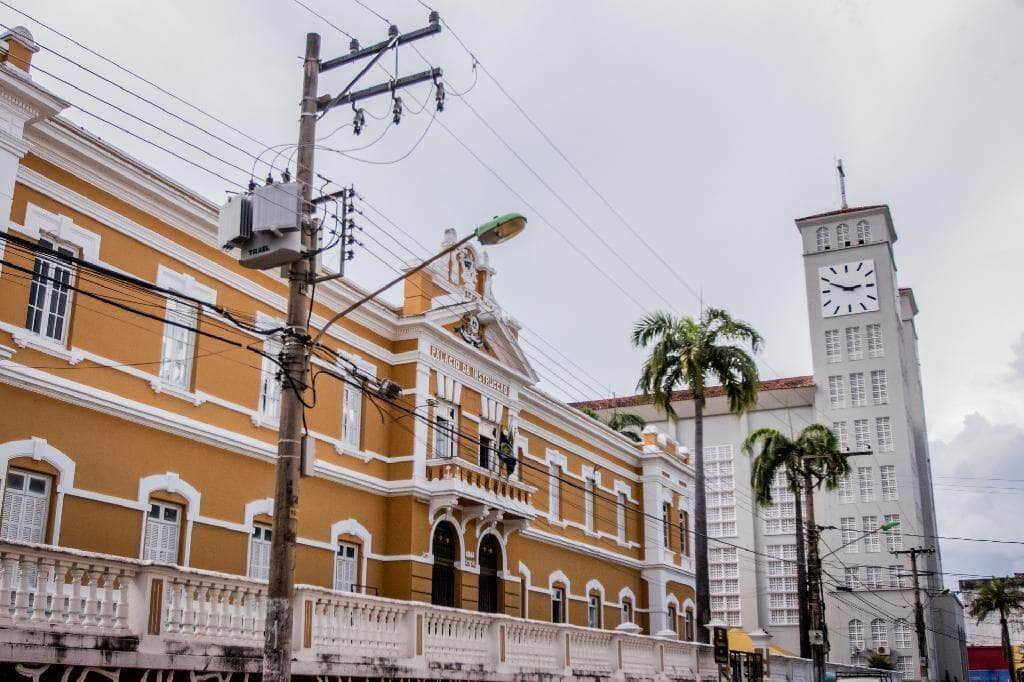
[844,566,861,590]
[880,465,898,500]
[258,335,283,421]
[894,621,912,649]
[845,327,863,360]
[871,370,889,405]
[549,464,562,521]
[854,419,871,450]
[662,501,671,549]
[849,373,867,407]
[668,604,678,632]
[838,473,854,503]
[584,477,596,533]
[334,541,358,592]
[884,514,903,550]
[841,517,859,553]
[341,384,363,449]
[621,600,633,624]
[864,565,882,589]
[551,586,565,623]
[825,329,841,363]
[705,445,737,537]
[858,467,874,502]
[433,401,456,459]
[862,516,881,553]
[709,546,741,626]
[866,323,884,358]
[875,417,894,452]
[1,469,51,543]
[890,565,910,589]
[897,656,914,680]
[616,492,627,543]
[587,594,602,628]
[833,421,849,451]
[143,501,181,564]
[679,509,690,556]
[158,298,198,389]
[828,376,845,409]
[25,238,78,344]
[248,524,272,581]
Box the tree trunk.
[693,399,710,644]
[793,472,811,659]
[1001,607,1017,682]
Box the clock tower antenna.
[836,158,848,209]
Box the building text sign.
[429,345,511,397]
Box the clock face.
[818,259,879,317]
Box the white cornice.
[521,388,642,466]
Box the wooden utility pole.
[801,462,826,682]
[262,32,320,682]
[893,547,935,682]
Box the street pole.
[802,462,826,682]
[894,547,935,682]
[262,32,320,682]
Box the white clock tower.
[795,205,964,679]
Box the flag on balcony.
[498,426,517,475]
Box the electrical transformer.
[251,182,301,234]
[217,193,252,248]
[217,181,304,270]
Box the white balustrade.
[504,621,563,670]
[159,572,266,644]
[304,588,405,659]
[422,610,493,666]
[567,629,616,674]
[620,635,659,676]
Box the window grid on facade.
[845,566,861,590]
[849,372,866,407]
[871,370,889,405]
[880,465,898,500]
[825,329,841,363]
[867,323,884,358]
[705,446,737,537]
[841,517,859,553]
[767,544,799,625]
[858,467,874,503]
[890,565,910,589]
[897,655,914,679]
[25,238,77,344]
[765,470,796,535]
[828,376,845,409]
[884,514,903,550]
[816,226,831,251]
[856,219,871,244]
[849,619,865,654]
[845,327,863,361]
[864,566,883,589]
[862,516,881,553]
[894,619,912,648]
[159,298,198,389]
[854,419,871,451]
[870,618,888,649]
[709,546,740,626]
[876,417,894,452]
[836,222,850,247]
[838,472,854,504]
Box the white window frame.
[153,266,215,395]
[894,619,912,649]
[862,516,881,553]
[845,566,861,590]
[880,465,898,500]
[621,599,633,624]
[341,383,363,450]
[248,523,272,581]
[816,226,831,251]
[858,467,874,503]
[433,400,457,459]
[849,372,867,407]
[616,491,627,543]
[845,326,863,360]
[825,329,841,364]
[841,517,859,553]
[876,417,894,452]
[866,323,884,358]
[334,541,359,592]
[257,334,284,423]
[24,237,79,346]
[871,370,889,405]
[1,468,51,543]
[838,473,854,504]
[828,375,845,408]
[833,421,849,451]
[884,514,903,551]
[870,618,888,649]
[587,593,602,628]
[584,476,596,533]
[864,565,883,589]
[143,500,181,565]
[551,585,566,623]
[849,619,865,654]
[856,219,871,244]
[836,222,850,247]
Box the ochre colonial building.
[0,27,745,681]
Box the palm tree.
[578,408,647,443]
[632,307,763,643]
[969,578,1024,682]
[742,424,853,659]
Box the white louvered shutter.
[143,503,180,564]
[342,385,362,448]
[248,526,271,581]
[334,543,358,591]
[2,471,49,543]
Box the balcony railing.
[0,540,874,680]
[426,456,535,512]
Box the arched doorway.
[477,533,502,613]
[431,521,458,607]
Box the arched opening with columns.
[477,532,502,613]
[431,520,459,607]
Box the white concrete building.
[581,204,967,679]
[959,574,1024,648]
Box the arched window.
[856,220,871,244]
[551,582,567,623]
[144,498,184,565]
[893,618,912,649]
[621,597,633,624]
[478,533,502,614]
[587,590,602,628]
[684,607,695,641]
[849,619,865,653]
[816,226,831,252]
[431,521,459,607]
[836,223,850,247]
[870,618,888,649]
[667,604,678,633]
[2,467,54,544]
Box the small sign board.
[713,626,729,665]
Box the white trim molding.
[0,437,76,544]
[137,471,201,567]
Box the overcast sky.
[11,1,1023,588]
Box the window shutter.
[334,545,357,591]
[144,507,180,564]
[343,386,362,448]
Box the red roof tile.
[571,375,816,411]
[795,205,888,222]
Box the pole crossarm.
[320,20,440,73]
[317,67,442,112]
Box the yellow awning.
[726,628,796,656]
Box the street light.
[821,520,900,560]
[311,212,527,349]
